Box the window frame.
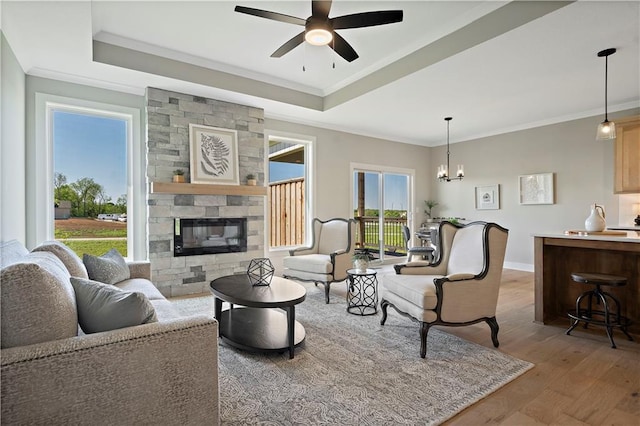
[33,93,145,259]
[265,130,315,252]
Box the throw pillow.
[33,240,89,279]
[70,277,157,334]
[83,248,130,284]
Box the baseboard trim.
[504,261,534,272]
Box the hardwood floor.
[440,269,640,425]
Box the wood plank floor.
[440,269,640,425]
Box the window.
[33,93,144,259]
[266,132,314,249]
[52,109,128,256]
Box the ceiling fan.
[234,0,403,62]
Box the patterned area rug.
[171,281,533,425]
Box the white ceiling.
[2,0,639,146]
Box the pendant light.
[437,117,464,182]
[596,48,617,140]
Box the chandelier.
[437,117,464,182]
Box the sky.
[53,111,127,202]
[269,161,304,182]
[356,172,409,211]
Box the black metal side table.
[346,268,378,316]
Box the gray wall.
[1,32,26,244]
[429,108,640,270]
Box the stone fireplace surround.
[146,88,265,297]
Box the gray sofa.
[1,240,220,425]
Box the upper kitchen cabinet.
[614,115,640,194]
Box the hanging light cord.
[604,53,609,121]
[446,120,451,176]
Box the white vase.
[584,204,606,232]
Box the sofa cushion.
[1,252,78,349]
[70,277,157,333]
[83,249,130,284]
[33,240,89,279]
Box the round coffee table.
[210,275,306,359]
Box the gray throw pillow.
[70,277,157,334]
[33,240,89,279]
[83,249,130,284]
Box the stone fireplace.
[146,88,265,297]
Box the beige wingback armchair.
[380,221,509,358]
[283,218,356,303]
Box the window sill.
[150,182,267,196]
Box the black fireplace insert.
[174,217,247,256]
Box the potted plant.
[246,174,257,186]
[172,169,185,183]
[424,200,439,222]
[352,253,370,272]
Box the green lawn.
[60,239,127,258]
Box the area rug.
[171,282,533,425]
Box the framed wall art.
[518,172,554,205]
[475,184,500,210]
[189,124,239,185]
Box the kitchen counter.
[533,232,639,335]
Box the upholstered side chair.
[380,221,509,358]
[283,218,356,303]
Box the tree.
[95,187,111,215]
[70,178,102,217]
[116,194,127,214]
[54,173,67,191]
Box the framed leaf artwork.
[189,124,239,185]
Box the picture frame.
[518,172,554,205]
[189,124,239,185]
[475,184,500,210]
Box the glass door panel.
[353,169,410,263]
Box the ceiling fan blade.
[271,32,306,58]
[312,0,332,20]
[330,32,359,62]
[331,10,403,29]
[234,6,306,26]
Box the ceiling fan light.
[596,120,616,140]
[305,28,332,46]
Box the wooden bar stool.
[566,272,633,348]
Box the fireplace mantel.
[150,182,267,196]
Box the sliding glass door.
[352,165,412,263]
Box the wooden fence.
[269,178,305,247]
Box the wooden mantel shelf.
[150,182,267,196]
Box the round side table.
[346,268,378,316]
